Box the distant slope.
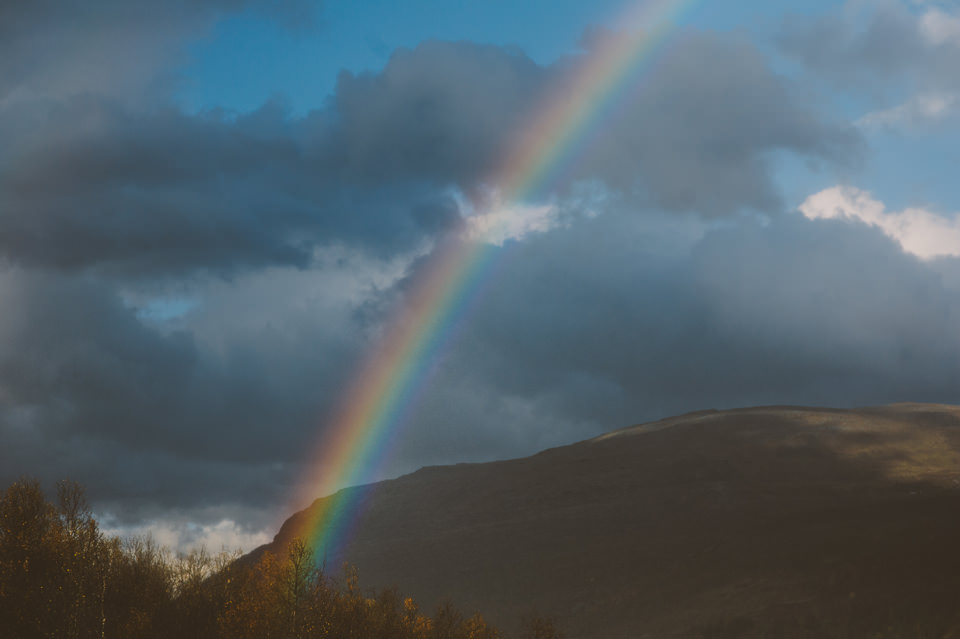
[257,404,960,638]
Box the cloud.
[857,92,960,128]
[572,31,859,216]
[0,18,871,543]
[0,34,858,278]
[0,97,460,277]
[779,2,944,82]
[779,1,960,129]
[328,33,857,216]
[7,186,960,542]
[324,40,545,191]
[382,209,960,476]
[800,185,960,258]
[0,256,409,511]
[920,6,960,45]
[101,512,272,554]
[462,197,565,246]
[0,0,320,104]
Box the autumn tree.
[0,477,55,638]
[0,479,527,639]
[521,615,565,639]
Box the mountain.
[256,404,960,638]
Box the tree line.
[0,477,562,639]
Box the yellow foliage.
[0,478,527,639]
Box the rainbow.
[289,0,696,563]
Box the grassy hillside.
[264,404,960,638]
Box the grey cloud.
[382,210,960,473]
[0,0,320,102]
[0,18,878,538]
[572,30,860,215]
[324,40,545,189]
[0,97,459,276]
[4,203,959,532]
[0,33,857,277]
[779,4,926,79]
[0,265,370,477]
[325,32,858,217]
[688,217,960,399]
[779,2,960,92]
[0,430,290,521]
[0,264,378,529]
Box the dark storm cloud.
[385,211,960,468]
[0,33,857,277]
[0,425,289,518]
[2,40,531,276]
[0,17,870,534]
[7,205,960,519]
[0,262,390,524]
[0,268,361,470]
[0,97,464,276]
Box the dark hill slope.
[259,404,960,638]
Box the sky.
[2,0,960,552]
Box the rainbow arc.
[289,0,696,560]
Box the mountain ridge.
[255,404,960,638]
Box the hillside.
[260,404,960,638]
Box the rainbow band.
[495,0,694,201]
[293,239,502,561]
[290,0,696,562]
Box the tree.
[521,615,565,639]
[0,477,56,638]
[0,478,517,639]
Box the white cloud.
[461,191,565,246]
[101,517,271,555]
[920,7,960,45]
[800,185,960,258]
